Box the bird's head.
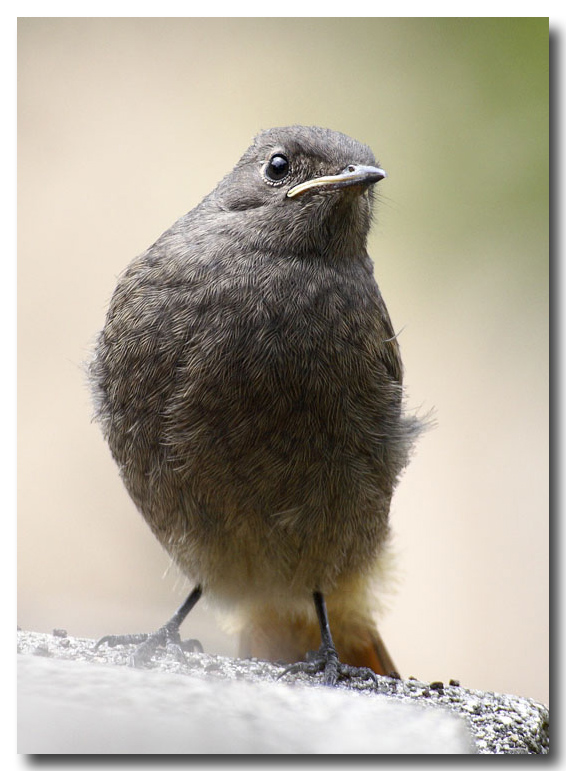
[210,125,387,258]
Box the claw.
[278,644,377,687]
[92,586,204,667]
[179,638,204,653]
[94,632,149,651]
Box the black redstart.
[90,125,422,684]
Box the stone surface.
[17,630,548,755]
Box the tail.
[239,604,398,678]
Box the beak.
[287,164,387,199]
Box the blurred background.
[18,18,548,705]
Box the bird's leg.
[279,590,378,687]
[311,589,340,684]
[94,584,203,667]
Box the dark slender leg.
[278,590,378,687]
[94,585,203,667]
[312,590,340,684]
[164,585,203,633]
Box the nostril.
[347,165,356,172]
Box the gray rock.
[17,630,548,754]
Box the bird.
[89,125,422,685]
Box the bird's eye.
[264,154,290,182]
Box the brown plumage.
[90,126,421,683]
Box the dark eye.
[264,154,289,182]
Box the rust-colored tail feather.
[345,626,397,677]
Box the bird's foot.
[94,621,203,668]
[278,643,378,687]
